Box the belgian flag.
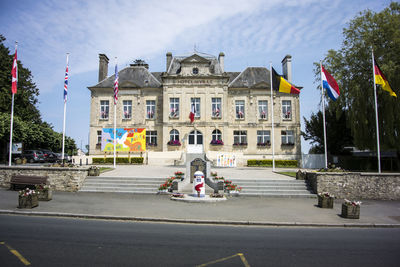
[272,67,300,94]
[374,60,397,97]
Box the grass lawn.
[99,167,113,173]
[277,171,297,178]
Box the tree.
[313,3,400,153]
[302,107,353,154]
[0,34,77,160]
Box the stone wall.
[0,166,89,192]
[306,172,400,200]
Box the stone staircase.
[80,176,166,194]
[229,179,316,198]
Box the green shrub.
[131,157,144,164]
[247,159,298,167]
[92,157,105,164]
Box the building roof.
[91,66,162,88]
[228,67,271,88]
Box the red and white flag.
[189,102,196,123]
[11,46,18,94]
[114,63,119,104]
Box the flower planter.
[318,195,334,208]
[88,168,100,176]
[228,190,240,197]
[38,190,53,201]
[341,204,360,219]
[18,195,39,209]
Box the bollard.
[86,158,88,165]
[80,159,82,166]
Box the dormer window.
[192,67,199,75]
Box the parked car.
[55,153,72,163]
[39,149,58,163]
[21,150,45,163]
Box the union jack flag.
[64,55,69,102]
[114,64,119,104]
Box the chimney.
[218,52,225,72]
[281,54,292,82]
[166,52,172,72]
[98,54,109,82]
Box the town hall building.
[88,51,301,166]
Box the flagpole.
[61,53,69,164]
[9,94,15,166]
[371,49,381,173]
[269,62,275,171]
[8,41,17,167]
[113,57,117,169]
[320,61,328,169]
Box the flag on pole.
[114,64,119,104]
[64,56,69,102]
[11,46,18,94]
[374,60,397,97]
[189,102,196,123]
[271,67,300,94]
[321,65,340,101]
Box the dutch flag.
[321,65,340,101]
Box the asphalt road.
[0,215,399,267]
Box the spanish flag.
[271,67,300,94]
[374,60,397,97]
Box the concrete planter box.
[341,204,360,219]
[18,195,39,209]
[318,195,334,208]
[88,168,100,176]
[38,190,52,201]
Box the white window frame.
[100,100,109,120]
[235,100,245,119]
[170,98,179,118]
[257,130,270,145]
[281,130,294,145]
[170,129,179,141]
[146,100,156,119]
[233,130,247,145]
[146,130,157,146]
[258,100,268,120]
[191,97,201,118]
[97,130,102,145]
[282,100,292,120]
[211,98,221,118]
[212,129,222,141]
[123,100,132,119]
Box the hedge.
[91,157,144,164]
[247,159,298,167]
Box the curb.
[1,210,399,228]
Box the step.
[240,192,317,198]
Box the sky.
[0,0,392,153]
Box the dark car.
[39,149,58,163]
[55,153,72,163]
[21,150,45,163]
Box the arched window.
[169,129,179,141]
[212,129,222,141]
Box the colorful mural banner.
[216,154,237,167]
[102,128,146,152]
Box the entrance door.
[187,130,203,153]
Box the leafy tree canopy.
[310,2,400,152]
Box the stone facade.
[88,52,301,165]
[306,172,400,200]
[0,166,89,192]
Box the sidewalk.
[1,188,399,227]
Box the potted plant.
[226,184,242,196]
[318,192,334,208]
[18,188,39,209]
[210,139,224,145]
[167,140,181,146]
[174,171,184,181]
[35,184,52,201]
[342,199,361,219]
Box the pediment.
[181,54,210,64]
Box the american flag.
[114,64,119,104]
[11,45,18,94]
[64,55,69,102]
